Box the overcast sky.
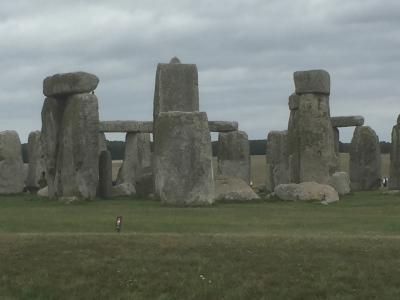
[0,0,399,143]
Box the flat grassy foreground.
[1,192,400,299]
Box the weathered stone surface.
[43,72,99,97]
[99,121,153,133]
[274,182,339,203]
[112,183,136,197]
[116,132,152,187]
[154,111,214,205]
[41,97,62,198]
[389,118,400,189]
[331,116,364,128]
[53,93,100,200]
[287,93,337,184]
[208,121,238,132]
[333,127,340,156]
[349,126,381,191]
[98,150,112,198]
[328,172,351,195]
[288,93,300,110]
[135,166,154,198]
[98,132,107,153]
[215,176,259,202]
[293,69,330,95]
[217,131,250,184]
[153,58,199,120]
[26,131,46,191]
[266,130,289,192]
[0,130,25,194]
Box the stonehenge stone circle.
[43,72,99,97]
[41,72,100,200]
[26,131,46,191]
[287,70,337,184]
[153,57,199,121]
[0,130,25,194]
[293,69,330,95]
[98,150,112,198]
[154,111,214,205]
[217,130,250,184]
[266,130,289,192]
[349,126,381,191]
[389,115,400,189]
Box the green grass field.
[1,191,400,299]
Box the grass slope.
[0,192,399,299]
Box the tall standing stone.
[54,93,100,200]
[266,130,289,192]
[349,126,381,191]
[26,131,46,191]
[0,131,25,194]
[154,111,214,205]
[41,72,100,200]
[153,57,199,122]
[217,131,250,184]
[98,150,112,198]
[287,70,337,184]
[389,115,400,189]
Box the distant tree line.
[20,140,392,163]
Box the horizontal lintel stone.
[331,116,364,128]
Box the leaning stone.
[43,71,99,97]
[54,93,99,200]
[274,182,339,203]
[266,130,289,192]
[293,69,330,95]
[328,172,351,195]
[349,126,381,191]
[153,58,199,120]
[389,117,400,189]
[26,131,46,192]
[331,116,364,128]
[98,150,112,198]
[0,130,25,194]
[154,111,214,205]
[112,183,136,197]
[215,176,259,202]
[217,131,250,184]
[116,132,152,187]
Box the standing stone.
[153,57,199,121]
[98,150,112,198]
[217,131,250,184]
[154,111,214,205]
[54,93,100,200]
[266,130,289,192]
[40,97,62,199]
[332,127,339,156]
[389,115,400,189]
[287,70,337,184]
[26,131,46,191]
[116,132,152,186]
[98,132,107,154]
[349,126,381,191]
[0,131,25,194]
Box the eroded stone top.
[294,69,330,95]
[43,71,99,97]
[169,57,181,64]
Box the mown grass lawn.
[0,191,400,299]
